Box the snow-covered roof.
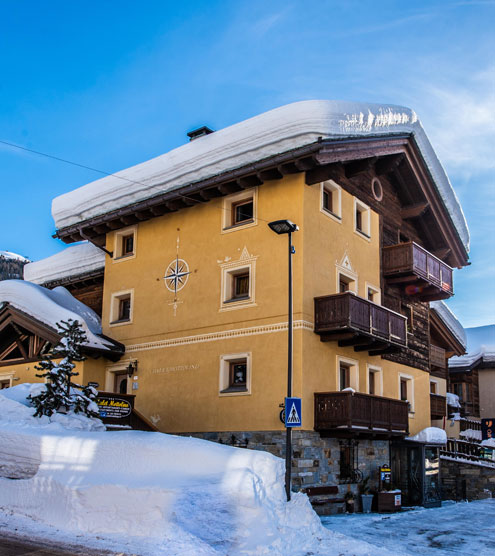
[0,280,115,353]
[449,324,495,370]
[0,251,30,263]
[430,300,467,350]
[24,242,105,286]
[408,427,447,445]
[52,100,469,251]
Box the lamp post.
[268,219,299,502]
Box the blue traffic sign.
[285,397,302,427]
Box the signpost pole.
[285,230,293,502]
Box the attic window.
[187,126,215,141]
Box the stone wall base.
[441,457,495,501]
[182,430,390,514]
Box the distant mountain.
[0,251,30,281]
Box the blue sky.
[0,0,493,327]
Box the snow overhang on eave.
[52,101,470,268]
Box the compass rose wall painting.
[163,236,191,316]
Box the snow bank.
[446,392,461,408]
[52,100,469,251]
[24,243,105,285]
[408,427,447,445]
[0,280,113,352]
[0,388,334,555]
[0,251,29,263]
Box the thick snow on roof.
[0,280,112,351]
[430,300,467,349]
[52,100,469,250]
[408,427,447,445]
[450,324,495,369]
[24,242,105,285]
[0,251,29,263]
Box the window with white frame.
[430,380,438,394]
[320,180,342,221]
[114,226,137,260]
[366,283,381,304]
[219,248,257,311]
[338,357,359,391]
[110,290,134,325]
[222,189,257,232]
[337,269,357,294]
[219,353,251,395]
[354,198,371,238]
[367,365,383,396]
[399,374,414,413]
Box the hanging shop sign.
[481,419,494,441]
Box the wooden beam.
[237,175,263,188]
[149,204,167,216]
[93,224,109,235]
[401,202,429,220]
[14,337,28,360]
[305,163,344,185]
[258,168,283,181]
[344,157,377,179]
[165,200,182,212]
[375,153,405,176]
[295,157,317,171]
[199,188,223,200]
[433,247,451,260]
[120,215,139,226]
[218,182,241,195]
[107,220,122,230]
[278,162,299,175]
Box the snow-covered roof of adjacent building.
[24,243,105,286]
[52,100,469,251]
[0,280,117,353]
[0,251,30,263]
[449,325,495,370]
[408,427,447,445]
[430,300,467,350]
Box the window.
[339,440,358,483]
[430,381,438,394]
[399,374,414,412]
[371,177,383,201]
[354,198,371,238]
[232,199,254,226]
[219,353,251,396]
[110,290,134,326]
[338,272,356,294]
[366,284,381,304]
[0,379,10,389]
[320,180,342,221]
[222,189,257,232]
[367,365,382,396]
[114,226,137,260]
[453,383,463,401]
[401,303,414,333]
[219,248,258,311]
[338,357,358,391]
[340,363,350,390]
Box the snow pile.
[481,438,495,448]
[52,100,469,251]
[24,242,105,285]
[0,251,29,263]
[430,301,467,350]
[446,392,461,408]
[408,427,447,445]
[460,429,482,441]
[0,280,115,352]
[0,387,337,555]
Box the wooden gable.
[0,305,59,367]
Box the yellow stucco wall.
[99,173,432,436]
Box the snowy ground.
[322,499,495,556]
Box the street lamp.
[268,219,299,502]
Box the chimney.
[187,126,215,141]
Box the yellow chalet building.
[5,101,470,507]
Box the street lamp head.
[268,219,299,235]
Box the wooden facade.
[430,393,447,420]
[314,391,409,437]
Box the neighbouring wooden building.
[4,101,471,508]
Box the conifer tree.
[28,319,100,419]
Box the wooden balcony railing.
[314,292,407,355]
[382,242,453,301]
[430,393,447,420]
[430,345,446,369]
[314,391,409,437]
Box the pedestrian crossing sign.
[285,397,302,427]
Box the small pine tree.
[28,319,100,419]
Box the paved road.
[0,533,132,556]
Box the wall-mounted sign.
[97,397,132,419]
[285,397,302,428]
[482,418,494,441]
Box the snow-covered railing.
[441,439,495,468]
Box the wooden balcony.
[430,394,447,420]
[382,242,453,301]
[430,345,446,369]
[314,391,409,438]
[314,292,407,355]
